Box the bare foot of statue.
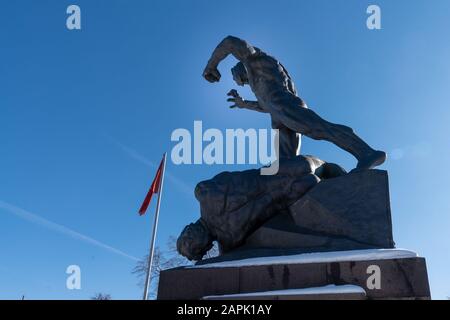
[356,150,387,170]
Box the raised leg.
[270,96,386,169]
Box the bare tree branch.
[132,236,219,299]
[91,293,112,300]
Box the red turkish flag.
[138,155,165,216]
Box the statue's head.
[231,62,248,86]
[177,219,214,261]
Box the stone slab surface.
[202,285,367,300]
[288,170,394,249]
[158,257,430,300]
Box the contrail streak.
[0,200,139,262]
[106,136,193,196]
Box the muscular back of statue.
[245,49,300,105]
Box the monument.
[157,36,430,300]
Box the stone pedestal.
[157,250,431,300]
[242,170,394,255]
[165,167,430,300]
[196,170,396,265]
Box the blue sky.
[1,0,450,299]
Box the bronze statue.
[176,36,391,262]
[203,36,386,169]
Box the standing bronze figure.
[203,36,386,169]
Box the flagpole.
[143,152,167,300]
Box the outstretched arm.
[203,36,256,83]
[227,90,267,113]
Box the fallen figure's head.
[177,155,346,261]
